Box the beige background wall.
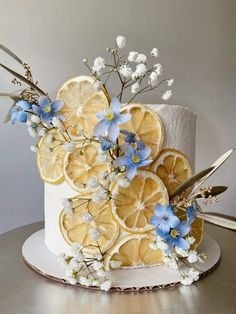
[0,0,235,234]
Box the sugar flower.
[128,51,138,62]
[151,48,159,57]
[136,53,147,64]
[150,204,180,234]
[119,64,132,78]
[115,143,152,180]
[132,63,147,78]
[161,90,172,101]
[116,35,126,49]
[93,98,131,141]
[10,100,31,124]
[32,96,64,125]
[92,56,105,74]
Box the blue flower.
[10,100,32,124]
[32,96,64,124]
[93,98,131,141]
[99,136,114,151]
[150,204,180,234]
[186,201,197,223]
[158,220,190,250]
[115,143,152,180]
[120,130,137,143]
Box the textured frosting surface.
[44,104,196,255]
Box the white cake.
[44,104,196,256]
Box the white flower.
[180,275,193,286]
[133,63,147,78]
[119,65,132,78]
[89,228,101,241]
[167,79,174,87]
[62,198,73,216]
[164,254,178,270]
[91,193,102,203]
[83,58,88,63]
[100,280,112,291]
[151,48,159,58]
[117,177,130,187]
[131,82,140,94]
[96,153,108,162]
[27,120,32,126]
[189,268,199,281]
[82,212,93,223]
[70,242,81,255]
[186,236,196,245]
[136,53,147,64]
[97,269,107,278]
[154,63,163,76]
[46,134,53,144]
[68,276,77,285]
[30,145,38,153]
[31,114,40,124]
[92,278,99,286]
[80,276,92,287]
[63,142,75,152]
[66,266,79,285]
[28,127,37,137]
[161,90,172,101]
[149,71,158,86]
[93,56,105,74]
[93,80,102,91]
[110,261,121,269]
[37,128,46,137]
[87,177,99,189]
[93,261,104,271]
[107,171,118,182]
[187,250,198,263]
[128,51,138,62]
[52,117,62,128]
[116,35,126,49]
[149,236,169,251]
[175,247,188,257]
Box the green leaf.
[195,186,228,198]
[197,212,236,230]
[0,63,46,96]
[170,166,214,200]
[0,44,23,64]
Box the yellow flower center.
[170,229,179,238]
[132,154,140,163]
[104,112,114,120]
[43,106,51,113]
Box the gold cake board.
[22,229,220,292]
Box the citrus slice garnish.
[120,104,164,160]
[111,170,169,233]
[57,75,109,138]
[104,234,163,269]
[150,148,192,195]
[59,195,119,254]
[36,129,66,184]
[63,141,110,191]
[175,207,204,249]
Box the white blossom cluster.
[149,235,206,286]
[83,35,174,103]
[58,242,113,291]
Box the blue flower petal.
[175,237,190,250]
[138,159,152,167]
[17,100,31,110]
[108,123,120,141]
[150,215,162,226]
[115,156,131,167]
[121,143,135,156]
[32,105,42,116]
[38,96,50,108]
[109,97,121,114]
[159,221,171,234]
[10,111,19,124]
[169,215,180,228]
[93,119,110,137]
[18,111,28,123]
[125,166,137,180]
[117,113,131,124]
[154,204,168,218]
[137,146,151,159]
[96,111,106,119]
[51,100,64,111]
[136,141,145,150]
[177,221,190,237]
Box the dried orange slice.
[104,234,163,269]
[57,75,109,138]
[36,129,66,184]
[111,170,169,233]
[63,141,110,191]
[120,104,164,160]
[151,148,192,195]
[59,195,119,254]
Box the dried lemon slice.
[36,129,66,184]
[111,170,169,233]
[63,141,110,191]
[57,75,109,138]
[120,104,164,160]
[151,148,192,195]
[104,234,163,269]
[59,196,119,254]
